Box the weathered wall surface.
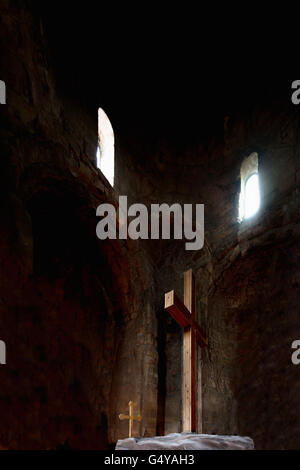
[203,105,300,450]
[0,0,158,449]
[116,95,300,449]
[1,1,300,451]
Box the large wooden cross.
[165,269,208,433]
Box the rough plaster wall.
[116,99,300,449]
[1,0,300,451]
[205,105,300,450]
[0,0,158,449]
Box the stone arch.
[11,165,149,448]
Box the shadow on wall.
[0,170,136,448]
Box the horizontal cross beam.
[165,290,208,348]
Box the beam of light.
[244,173,260,219]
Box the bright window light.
[97,108,114,186]
[244,173,260,219]
[238,153,260,222]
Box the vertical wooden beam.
[183,269,196,432]
[197,348,203,434]
[129,401,133,438]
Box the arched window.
[97,108,114,186]
[244,173,260,219]
[239,152,260,221]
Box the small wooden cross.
[119,401,142,438]
[165,269,208,433]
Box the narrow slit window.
[97,108,114,186]
[244,173,260,219]
[239,153,260,221]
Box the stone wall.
[0,0,158,449]
[116,89,300,449]
[1,0,300,450]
